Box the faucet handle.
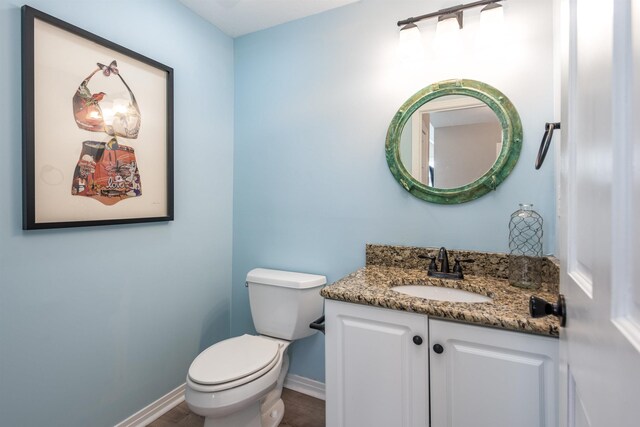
[419,254,438,272]
[427,256,437,272]
[452,258,474,274]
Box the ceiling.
[178,0,361,38]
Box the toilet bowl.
[185,268,326,427]
[186,335,290,427]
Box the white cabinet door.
[325,300,429,427]
[429,319,558,427]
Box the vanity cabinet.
[325,300,559,427]
[325,300,429,427]
[429,319,558,427]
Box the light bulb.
[479,3,505,49]
[480,3,504,28]
[435,15,462,56]
[398,23,423,63]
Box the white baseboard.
[284,374,326,401]
[114,383,186,427]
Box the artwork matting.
[22,6,174,230]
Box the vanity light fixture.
[397,0,506,45]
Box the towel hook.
[535,122,561,170]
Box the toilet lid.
[188,335,280,386]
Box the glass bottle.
[508,203,543,289]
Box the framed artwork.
[22,6,174,229]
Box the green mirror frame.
[385,79,522,204]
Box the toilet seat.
[188,335,281,392]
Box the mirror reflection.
[399,95,503,189]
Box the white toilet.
[185,268,326,427]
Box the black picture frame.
[22,6,174,230]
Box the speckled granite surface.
[321,245,561,337]
[366,244,560,291]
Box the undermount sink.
[391,285,492,303]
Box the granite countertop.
[321,265,560,337]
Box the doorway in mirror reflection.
[399,95,502,189]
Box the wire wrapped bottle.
[508,204,543,289]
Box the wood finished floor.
[148,388,325,427]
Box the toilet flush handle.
[309,315,326,334]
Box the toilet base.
[200,395,285,427]
[204,400,262,427]
[261,398,284,427]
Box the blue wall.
[232,0,556,382]
[0,0,557,423]
[0,1,234,426]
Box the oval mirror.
[386,79,522,204]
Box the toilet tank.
[246,268,326,340]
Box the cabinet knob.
[413,335,423,345]
[433,344,444,354]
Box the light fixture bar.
[397,0,504,27]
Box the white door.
[559,1,640,426]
